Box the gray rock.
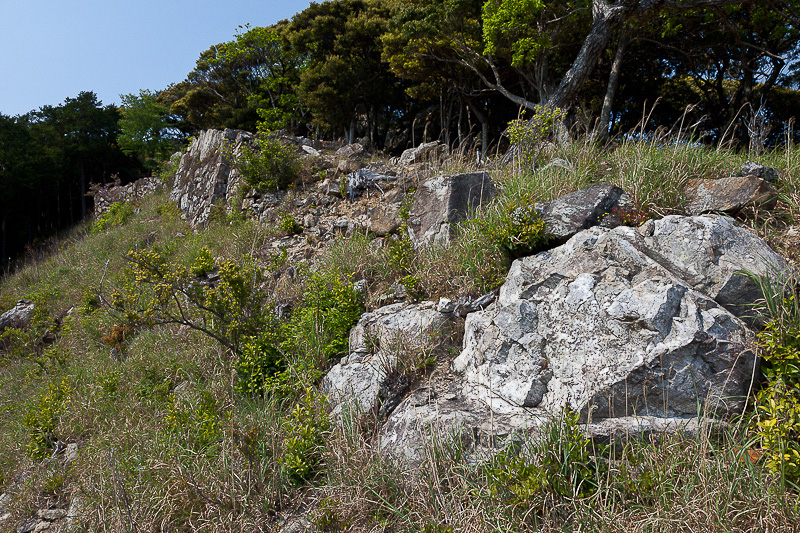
[346,169,396,200]
[368,204,402,236]
[408,172,497,246]
[398,141,447,168]
[301,145,320,157]
[437,298,455,314]
[322,302,452,418]
[169,129,255,227]
[36,509,66,521]
[735,161,779,183]
[0,299,35,331]
[534,183,634,244]
[453,224,757,421]
[619,215,792,325]
[335,143,364,158]
[684,175,779,216]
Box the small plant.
[92,201,134,234]
[279,214,303,236]
[482,198,549,259]
[281,388,330,485]
[234,133,301,192]
[611,204,651,226]
[24,378,70,460]
[506,106,566,166]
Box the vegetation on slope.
[1,126,800,530]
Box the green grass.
[0,139,799,531]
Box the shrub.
[281,388,330,485]
[24,378,70,460]
[282,269,364,367]
[482,198,550,259]
[279,214,303,236]
[92,201,134,234]
[235,134,301,192]
[506,106,566,166]
[234,330,286,396]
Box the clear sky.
[0,0,312,117]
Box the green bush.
[235,134,301,192]
[92,201,134,234]
[482,198,550,259]
[281,388,330,485]
[23,378,70,460]
[282,270,364,367]
[234,330,286,396]
[279,214,303,236]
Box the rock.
[735,161,779,183]
[534,183,635,244]
[335,143,364,159]
[452,292,497,318]
[322,302,452,418]
[92,176,164,217]
[64,443,79,464]
[303,214,319,229]
[398,141,447,168]
[408,172,497,246]
[0,299,35,331]
[437,298,455,314]
[301,145,320,157]
[684,175,779,216]
[16,519,38,533]
[169,129,255,227]
[36,509,66,521]
[63,492,84,532]
[452,223,757,422]
[619,215,793,325]
[320,178,343,198]
[368,204,402,236]
[337,159,362,174]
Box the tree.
[118,89,181,172]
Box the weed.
[233,133,301,192]
[482,197,550,259]
[279,214,303,236]
[281,388,330,485]
[92,202,134,234]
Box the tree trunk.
[593,31,630,143]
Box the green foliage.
[235,134,301,192]
[190,246,216,277]
[118,89,179,172]
[165,390,228,453]
[234,330,286,396]
[118,248,271,354]
[482,197,549,259]
[484,411,606,505]
[282,269,364,366]
[483,0,547,68]
[753,289,800,484]
[506,106,566,166]
[279,214,303,236]
[23,378,70,460]
[92,202,135,234]
[281,388,330,485]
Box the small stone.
[64,443,79,464]
[437,298,455,313]
[37,509,67,521]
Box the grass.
[0,135,799,531]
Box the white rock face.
[169,129,254,227]
[453,220,758,420]
[322,302,452,417]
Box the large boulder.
[684,175,779,216]
[620,215,793,325]
[397,141,447,168]
[452,220,758,421]
[407,172,497,246]
[534,183,635,244]
[170,129,254,227]
[322,302,453,417]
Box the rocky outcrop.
[170,129,254,227]
[0,299,35,331]
[93,176,165,216]
[407,172,497,246]
[735,161,779,183]
[453,221,757,421]
[684,175,779,215]
[322,301,453,418]
[534,183,634,244]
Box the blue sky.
[0,0,312,116]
